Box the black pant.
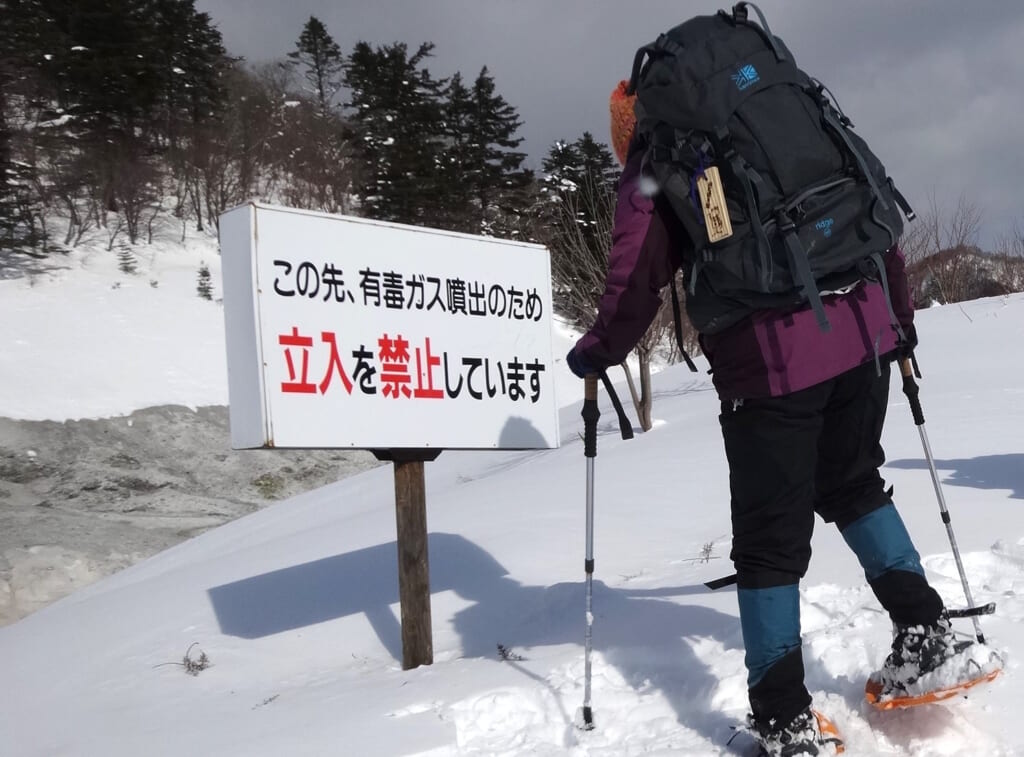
[720,358,943,726]
[721,359,894,589]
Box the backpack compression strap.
[668,278,699,372]
[711,127,774,293]
[730,2,787,63]
[867,251,908,345]
[627,31,683,97]
[777,211,832,333]
[818,103,891,213]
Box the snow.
[0,239,228,421]
[2,227,1024,754]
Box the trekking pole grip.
[582,375,600,458]
[899,358,926,427]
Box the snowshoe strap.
[705,573,738,590]
[945,602,996,618]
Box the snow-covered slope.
[2,248,1023,754]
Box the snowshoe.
[865,615,1003,709]
[736,707,844,756]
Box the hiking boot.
[748,708,844,756]
[877,615,973,695]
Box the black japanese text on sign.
[273,260,545,321]
[272,257,549,404]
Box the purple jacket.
[574,143,915,400]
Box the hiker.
[565,6,987,755]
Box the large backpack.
[628,2,915,336]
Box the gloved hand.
[897,323,918,359]
[566,347,597,379]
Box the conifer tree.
[343,41,446,225]
[278,17,351,214]
[537,133,677,429]
[1,5,18,253]
[153,0,230,147]
[288,16,344,115]
[532,133,619,334]
[0,78,33,256]
[0,0,48,256]
[49,0,163,212]
[196,262,213,299]
[539,132,618,284]
[541,132,618,197]
[185,33,235,229]
[439,66,530,236]
[437,72,475,231]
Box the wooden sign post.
[219,202,560,671]
[373,449,441,669]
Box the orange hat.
[609,80,637,166]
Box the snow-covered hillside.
[2,225,1023,755]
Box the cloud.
[195,0,1024,244]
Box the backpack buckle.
[650,143,672,163]
[711,126,736,161]
[775,209,796,234]
[857,257,881,281]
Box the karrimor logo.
[815,218,835,238]
[731,64,760,91]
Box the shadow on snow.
[208,531,740,745]
[887,453,1024,501]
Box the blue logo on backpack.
[815,218,835,238]
[732,64,760,91]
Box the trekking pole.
[899,357,991,643]
[579,373,600,730]
[577,370,633,731]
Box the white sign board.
[219,202,560,450]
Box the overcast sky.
[194,0,1024,248]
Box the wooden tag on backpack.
[696,166,733,243]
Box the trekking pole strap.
[598,369,635,440]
